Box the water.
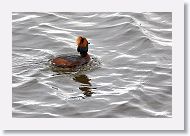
[12,12,172,118]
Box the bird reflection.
[73,74,95,97]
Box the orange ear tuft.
[82,38,88,47]
[76,36,88,47]
[76,36,83,46]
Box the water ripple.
[13,15,40,23]
[12,12,172,118]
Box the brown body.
[52,54,90,68]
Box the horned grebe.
[51,36,90,68]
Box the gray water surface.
[12,12,172,118]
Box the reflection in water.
[12,12,172,118]
[73,74,95,97]
[50,61,97,97]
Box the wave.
[12,12,172,118]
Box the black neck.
[80,52,88,57]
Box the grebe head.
[76,36,89,57]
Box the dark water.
[12,12,172,118]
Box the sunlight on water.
[12,12,172,118]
